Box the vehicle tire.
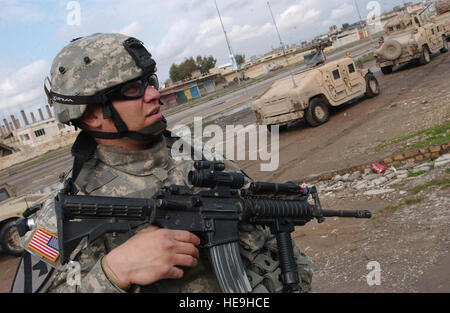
[419,46,431,65]
[305,97,330,127]
[381,40,402,61]
[365,73,380,98]
[440,36,448,53]
[0,219,24,257]
[381,66,393,75]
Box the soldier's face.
[110,84,163,133]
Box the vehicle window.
[0,188,10,202]
[348,63,355,73]
[332,69,340,80]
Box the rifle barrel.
[321,209,372,218]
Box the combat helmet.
[44,33,166,141]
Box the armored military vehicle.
[251,56,379,129]
[375,11,448,74]
[0,184,48,256]
[435,0,450,40]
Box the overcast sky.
[0,0,419,126]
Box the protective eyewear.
[105,74,160,101]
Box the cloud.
[277,2,321,31]
[0,0,47,24]
[119,21,142,38]
[0,60,49,116]
[229,23,275,42]
[322,2,356,26]
[153,19,196,63]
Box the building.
[160,73,221,108]
[0,140,17,156]
[330,28,367,49]
[406,2,425,14]
[14,117,77,148]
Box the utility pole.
[354,0,363,23]
[214,0,241,86]
[354,0,372,44]
[267,1,297,88]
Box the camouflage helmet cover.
[49,33,154,124]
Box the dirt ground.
[0,52,449,293]
[294,165,449,293]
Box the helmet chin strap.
[78,99,167,141]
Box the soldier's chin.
[152,129,165,136]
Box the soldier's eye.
[121,81,143,97]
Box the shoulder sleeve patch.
[11,252,54,293]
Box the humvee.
[0,184,48,256]
[435,0,450,40]
[251,56,379,129]
[374,12,448,74]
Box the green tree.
[195,55,217,74]
[235,54,246,65]
[169,55,217,82]
[169,64,180,82]
[179,57,197,78]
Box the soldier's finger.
[174,241,200,259]
[170,230,201,245]
[158,265,184,280]
[171,254,198,268]
[139,225,160,234]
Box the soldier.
[12,33,313,293]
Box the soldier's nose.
[143,85,160,103]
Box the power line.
[267,1,297,88]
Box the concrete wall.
[333,31,362,49]
[0,132,78,171]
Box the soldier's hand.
[103,226,200,289]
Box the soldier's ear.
[80,104,103,129]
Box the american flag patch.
[27,228,60,262]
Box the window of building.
[57,123,66,130]
[20,134,30,141]
[388,26,394,32]
[396,24,401,30]
[332,69,341,80]
[348,63,355,73]
[431,28,435,35]
[34,129,46,137]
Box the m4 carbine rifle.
[50,161,371,293]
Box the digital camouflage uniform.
[20,134,313,293]
[17,32,313,293]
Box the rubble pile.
[313,154,450,201]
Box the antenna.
[214,0,242,86]
[267,1,297,88]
